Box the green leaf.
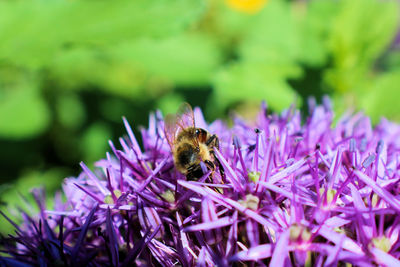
[213,62,301,112]
[325,0,399,93]
[81,123,112,164]
[239,0,300,64]
[111,33,223,86]
[360,70,400,122]
[156,93,185,115]
[0,83,50,139]
[56,92,86,130]
[383,50,400,70]
[211,0,259,41]
[294,0,339,67]
[211,1,303,113]
[51,33,222,97]
[0,0,205,68]
[50,47,147,97]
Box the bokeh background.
[0,0,399,233]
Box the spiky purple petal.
[2,99,400,266]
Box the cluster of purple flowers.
[1,98,400,266]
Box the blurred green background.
[0,0,399,233]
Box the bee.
[164,103,224,180]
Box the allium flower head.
[2,98,400,266]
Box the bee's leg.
[216,156,225,180]
[204,160,215,171]
[210,150,225,182]
[203,160,215,183]
[214,136,220,150]
[205,134,218,147]
[207,137,225,180]
[205,135,225,180]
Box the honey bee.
[164,103,224,180]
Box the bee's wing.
[164,103,198,150]
[176,103,201,147]
[164,113,179,149]
[176,102,196,129]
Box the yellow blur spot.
[372,236,391,252]
[248,171,261,182]
[104,195,113,204]
[113,189,122,199]
[225,0,268,14]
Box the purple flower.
[2,98,400,266]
